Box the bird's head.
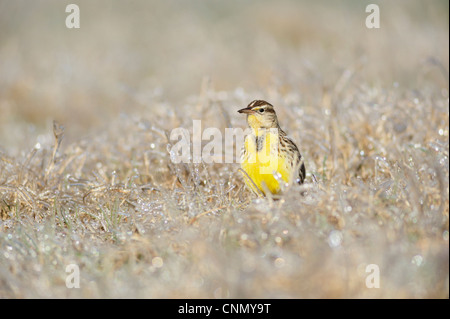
[238,100,279,130]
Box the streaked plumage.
[238,100,305,196]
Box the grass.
[0,0,449,298]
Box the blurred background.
[0,0,448,152]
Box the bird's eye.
[258,109,265,113]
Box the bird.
[238,100,305,196]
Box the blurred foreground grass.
[0,0,448,298]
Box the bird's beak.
[238,107,254,114]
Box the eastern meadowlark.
[238,100,305,196]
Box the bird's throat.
[247,114,262,132]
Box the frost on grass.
[0,82,448,298]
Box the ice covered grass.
[0,0,448,298]
[0,82,448,298]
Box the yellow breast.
[241,131,290,195]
